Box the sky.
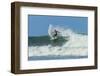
[28,15,88,36]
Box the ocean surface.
[28,36,67,46]
[28,26,88,61]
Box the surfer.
[48,25,60,40]
[52,29,60,39]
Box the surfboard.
[50,36,58,40]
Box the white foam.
[29,25,88,57]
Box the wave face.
[28,25,88,60]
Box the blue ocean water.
[28,56,88,61]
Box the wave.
[28,24,88,60]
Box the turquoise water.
[28,36,67,46]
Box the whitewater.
[28,24,88,60]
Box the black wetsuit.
[53,30,58,37]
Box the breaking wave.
[28,24,88,60]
